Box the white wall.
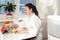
[36,0,49,19]
[36,0,58,19]
[57,0,60,15]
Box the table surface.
[0,16,37,40]
[3,33,36,40]
[0,18,37,40]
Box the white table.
[0,17,36,40]
[0,14,37,40]
[3,33,36,40]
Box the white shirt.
[18,13,41,35]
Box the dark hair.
[25,3,38,16]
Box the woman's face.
[24,6,32,15]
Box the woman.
[17,3,42,40]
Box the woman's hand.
[11,24,19,29]
[13,24,19,28]
[17,27,28,34]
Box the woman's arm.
[28,18,41,35]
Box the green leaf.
[3,2,16,13]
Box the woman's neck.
[28,12,33,17]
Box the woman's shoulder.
[33,13,40,20]
[32,13,41,25]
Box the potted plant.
[3,2,16,19]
